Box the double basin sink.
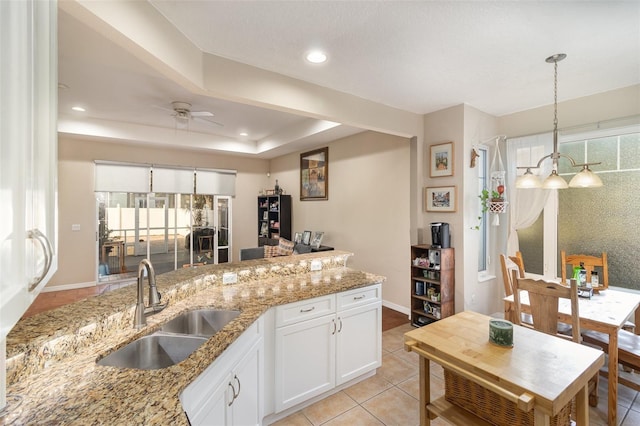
[97,309,240,370]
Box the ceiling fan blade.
[194,115,224,127]
[191,111,214,117]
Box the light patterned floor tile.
[343,373,393,404]
[301,391,357,425]
[271,411,313,426]
[378,352,418,385]
[361,387,420,426]
[321,405,384,426]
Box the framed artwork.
[424,186,456,212]
[430,142,454,177]
[302,230,312,245]
[300,147,328,200]
[311,232,324,249]
[294,232,302,244]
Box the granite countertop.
[2,251,385,424]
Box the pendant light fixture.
[515,54,603,189]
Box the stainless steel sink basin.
[97,334,207,370]
[160,309,240,337]
[97,309,240,370]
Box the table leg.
[419,356,430,426]
[608,329,619,426]
[574,384,588,425]
[533,408,550,426]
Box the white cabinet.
[181,320,263,426]
[274,285,382,412]
[0,0,58,340]
[1,0,58,410]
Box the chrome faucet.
[134,259,167,329]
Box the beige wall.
[50,136,270,288]
[268,131,411,311]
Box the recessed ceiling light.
[306,50,327,64]
[239,132,249,137]
[71,106,86,112]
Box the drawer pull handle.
[353,295,366,300]
[300,306,315,313]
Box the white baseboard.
[382,300,410,318]
[41,281,97,292]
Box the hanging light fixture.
[515,54,603,189]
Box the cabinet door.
[0,0,57,342]
[336,302,382,385]
[275,314,336,412]
[229,339,262,426]
[188,373,230,426]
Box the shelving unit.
[410,245,454,327]
[258,195,291,245]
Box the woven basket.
[444,369,571,426]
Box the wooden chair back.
[499,254,524,296]
[512,271,580,343]
[560,251,608,290]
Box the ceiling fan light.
[542,170,569,189]
[569,166,603,188]
[515,169,542,189]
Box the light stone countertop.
[2,251,385,425]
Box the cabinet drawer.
[276,294,335,327]
[337,284,381,311]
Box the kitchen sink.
[97,334,207,370]
[97,309,240,370]
[160,309,240,337]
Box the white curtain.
[506,133,553,255]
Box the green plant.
[472,189,501,230]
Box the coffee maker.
[431,222,450,248]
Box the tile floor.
[272,322,640,426]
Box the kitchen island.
[3,250,384,424]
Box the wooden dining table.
[504,287,640,426]
[404,310,604,426]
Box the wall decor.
[300,147,328,200]
[430,142,454,177]
[424,186,456,212]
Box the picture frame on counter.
[302,230,312,245]
[294,232,302,244]
[311,232,324,249]
[424,186,456,212]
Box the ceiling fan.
[159,101,224,129]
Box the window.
[477,145,488,272]
[508,127,640,290]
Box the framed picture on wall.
[424,186,456,212]
[300,147,328,200]
[430,142,454,177]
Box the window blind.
[94,162,150,193]
[152,166,194,194]
[196,169,236,196]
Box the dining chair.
[560,251,608,291]
[512,272,599,406]
[499,252,525,296]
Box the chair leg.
[589,373,599,407]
